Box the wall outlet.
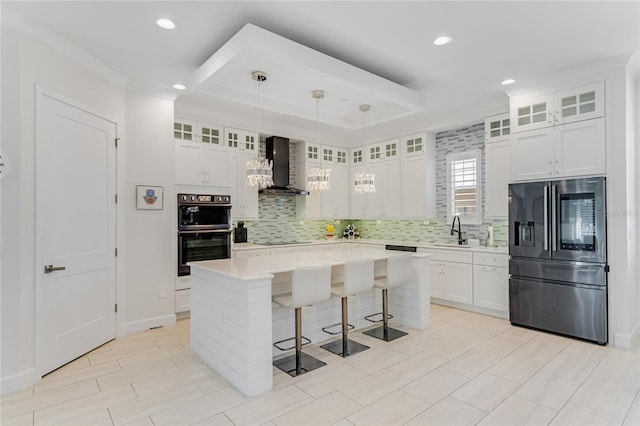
[298,220,304,225]
[376,220,382,225]
[423,220,430,225]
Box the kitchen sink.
[432,243,471,248]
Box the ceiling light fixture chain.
[308,89,331,192]
[246,70,274,189]
[354,104,375,194]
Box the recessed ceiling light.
[173,84,186,90]
[501,79,516,85]
[156,18,175,30]
[433,35,453,46]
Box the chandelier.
[246,157,273,189]
[354,104,375,193]
[354,171,375,193]
[307,89,332,192]
[245,71,274,189]
[308,167,331,191]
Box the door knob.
[44,265,66,273]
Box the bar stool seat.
[363,255,413,341]
[272,264,332,377]
[320,258,375,357]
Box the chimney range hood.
[259,136,309,196]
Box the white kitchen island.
[189,246,431,396]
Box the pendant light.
[354,104,375,193]
[307,90,331,192]
[245,71,274,189]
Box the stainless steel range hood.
[260,136,309,195]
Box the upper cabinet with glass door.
[484,113,510,143]
[510,81,605,133]
[368,138,400,163]
[510,95,554,133]
[553,82,604,125]
[225,128,258,155]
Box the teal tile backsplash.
[238,123,508,246]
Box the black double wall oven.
[177,193,232,276]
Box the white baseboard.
[613,321,640,349]
[0,367,39,396]
[118,314,177,337]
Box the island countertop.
[191,245,430,280]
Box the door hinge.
[115,194,118,203]
[115,248,118,257]
[115,304,118,313]
[115,137,120,147]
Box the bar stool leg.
[274,307,327,377]
[363,287,408,342]
[321,297,369,357]
[295,307,302,375]
[342,297,348,356]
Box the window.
[447,150,482,224]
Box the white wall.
[120,92,176,333]
[1,20,176,394]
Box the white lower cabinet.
[175,289,191,313]
[426,249,473,304]
[472,252,509,312]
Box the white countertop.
[191,246,430,281]
[232,239,508,255]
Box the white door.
[37,92,117,375]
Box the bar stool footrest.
[320,338,369,357]
[321,322,355,335]
[364,312,394,323]
[273,352,327,377]
[363,326,408,342]
[273,335,311,351]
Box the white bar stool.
[320,258,374,357]
[272,264,332,377]
[363,255,412,341]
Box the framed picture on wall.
[136,185,163,210]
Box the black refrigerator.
[508,177,608,344]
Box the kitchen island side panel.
[190,267,273,396]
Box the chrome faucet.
[450,216,466,245]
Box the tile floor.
[1,305,638,425]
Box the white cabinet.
[349,148,366,218]
[321,164,349,218]
[510,95,554,133]
[367,159,401,218]
[296,142,349,219]
[229,151,258,219]
[175,289,190,313]
[400,133,436,219]
[553,118,606,177]
[512,117,605,181]
[365,138,400,218]
[175,119,229,186]
[485,140,511,218]
[511,82,605,134]
[473,252,508,312]
[553,82,604,125]
[225,127,258,155]
[426,249,473,304]
[485,113,511,143]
